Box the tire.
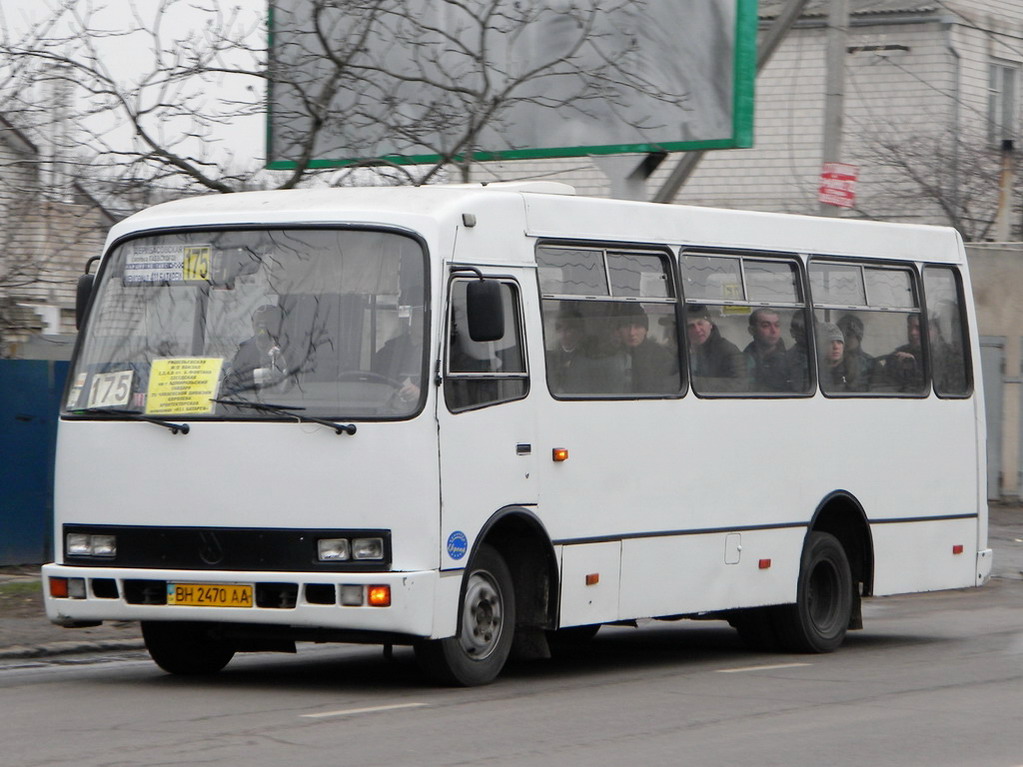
[141,621,236,675]
[773,531,853,653]
[414,544,515,686]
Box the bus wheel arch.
[415,508,557,685]
[476,507,560,648]
[810,490,875,602]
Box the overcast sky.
[1,0,269,169]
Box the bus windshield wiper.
[211,398,357,435]
[71,408,190,435]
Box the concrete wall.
[967,244,1023,498]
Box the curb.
[0,638,146,661]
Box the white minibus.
[44,183,992,685]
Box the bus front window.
[65,229,428,421]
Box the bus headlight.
[66,533,117,558]
[317,538,350,561]
[352,537,385,560]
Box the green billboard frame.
[265,0,758,170]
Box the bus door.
[436,275,536,569]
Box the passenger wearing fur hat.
[613,304,678,393]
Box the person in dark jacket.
[224,304,291,393]
[686,305,746,392]
[744,308,797,392]
[612,304,679,394]
[837,313,875,390]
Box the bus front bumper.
[41,564,450,640]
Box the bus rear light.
[368,586,391,607]
[758,559,772,570]
[952,545,964,555]
[340,585,364,606]
[49,577,69,598]
[585,573,599,586]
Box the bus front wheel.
[141,621,236,675]
[414,544,515,686]
[774,531,853,653]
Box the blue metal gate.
[0,360,68,565]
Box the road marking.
[716,662,812,673]
[301,702,427,719]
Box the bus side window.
[923,266,971,396]
[445,280,528,412]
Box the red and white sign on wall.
[819,162,859,208]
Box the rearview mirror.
[466,280,505,342]
[75,256,100,329]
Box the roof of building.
[759,1,941,19]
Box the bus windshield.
[65,228,428,421]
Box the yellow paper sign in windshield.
[146,358,223,415]
[182,245,212,282]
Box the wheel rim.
[807,559,842,634]
[458,569,504,660]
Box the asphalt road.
[1,575,1021,767]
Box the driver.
[373,307,424,402]
[224,304,291,393]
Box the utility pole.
[819,0,850,216]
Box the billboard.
[266,0,757,169]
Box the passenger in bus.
[818,321,865,392]
[374,307,424,402]
[837,314,875,390]
[880,314,925,392]
[686,305,745,392]
[613,304,678,394]
[786,311,811,389]
[744,308,797,392]
[546,305,591,394]
[927,313,967,394]
[224,304,292,393]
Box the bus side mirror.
[76,256,100,329]
[466,280,505,342]
[75,274,94,330]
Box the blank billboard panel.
[267,0,756,168]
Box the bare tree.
[852,123,1013,242]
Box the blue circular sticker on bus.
[447,531,468,560]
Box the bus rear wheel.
[414,544,515,686]
[774,531,853,653]
[141,621,236,675]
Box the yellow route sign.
[182,245,212,282]
[146,358,223,415]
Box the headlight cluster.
[66,533,117,558]
[317,536,385,562]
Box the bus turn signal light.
[368,585,391,607]
[552,448,569,462]
[585,573,599,586]
[49,577,68,598]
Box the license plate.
[166,583,253,608]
